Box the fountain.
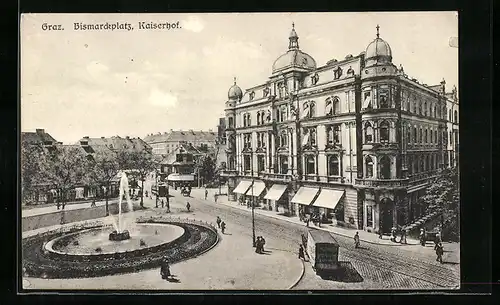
[109,173,133,241]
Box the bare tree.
[20,141,46,204]
[86,150,120,216]
[40,146,88,210]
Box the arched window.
[454,110,458,123]
[279,106,288,122]
[380,121,390,142]
[228,156,235,170]
[449,131,452,145]
[379,93,389,108]
[407,127,411,144]
[418,100,422,115]
[412,97,417,113]
[325,97,340,116]
[327,125,341,145]
[365,122,374,143]
[305,155,316,175]
[365,156,374,178]
[256,112,261,125]
[419,128,423,143]
[379,155,391,179]
[413,127,417,143]
[423,101,427,116]
[228,117,234,128]
[309,102,316,118]
[280,156,288,174]
[424,129,428,143]
[328,155,340,176]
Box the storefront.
[291,187,320,217]
[311,188,345,224]
[233,179,266,206]
[263,184,288,212]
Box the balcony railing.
[408,170,439,183]
[362,142,399,151]
[355,178,409,188]
[260,172,293,182]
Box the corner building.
[221,25,459,235]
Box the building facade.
[144,130,218,156]
[221,24,459,234]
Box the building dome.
[364,25,393,66]
[272,23,317,74]
[272,50,317,73]
[228,78,243,100]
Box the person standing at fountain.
[186,202,191,212]
[205,189,208,200]
[216,216,221,228]
[220,221,226,234]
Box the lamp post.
[251,178,256,247]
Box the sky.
[21,12,458,144]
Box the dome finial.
[292,22,295,29]
[288,23,299,50]
[233,77,237,85]
[376,24,380,38]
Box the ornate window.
[326,97,340,116]
[418,100,422,115]
[243,113,252,127]
[328,155,340,176]
[454,110,458,123]
[379,90,389,108]
[327,125,341,145]
[302,127,317,147]
[279,156,288,174]
[277,105,288,122]
[419,128,423,143]
[362,90,372,109]
[434,130,438,145]
[365,156,374,178]
[413,97,417,113]
[424,129,428,143]
[228,117,234,128]
[279,130,288,148]
[407,126,411,144]
[228,156,235,170]
[379,155,391,179]
[413,127,417,143]
[243,133,252,149]
[364,122,374,143]
[257,155,265,172]
[243,155,251,171]
[408,155,413,174]
[367,206,373,227]
[424,101,428,116]
[257,132,266,148]
[305,155,316,175]
[379,121,390,143]
[256,112,261,125]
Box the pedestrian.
[400,228,408,244]
[186,202,191,212]
[90,199,96,207]
[435,242,444,263]
[160,257,171,280]
[205,189,208,200]
[378,229,383,239]
[306,216,310,228]
[354,231,360,248]
[261,236,266,252]
[214,194,218,203]
[419,228,426,246]
[255,236,262,254]
[298,244,305,260]
[161,199,164,208]
[166,201,170,213]
[390,227,397,242]
[220,221,226,234]
[216,216,222,228]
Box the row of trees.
[21,142,158,215]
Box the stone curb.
[288,259,305,290]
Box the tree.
[195,154,216,186]
[86,150,120,216]
[40,146,88,209]
[117,150,157,207]
[420,168,459,212]
[20,141,46,204]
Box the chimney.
[126,136,130,139]
[84,136,89,139]
[170,129,173,132]
[35,129,45,134]
[101,136,105,139]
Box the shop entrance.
[379,198,394,234]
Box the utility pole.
[251,179,256,247]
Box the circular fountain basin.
[45,223,185,256]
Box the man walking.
[220,221,226,234]
[214,194,218,203]
[205,189,208,200]
[354,231,360,248]
[298,244,305,260]
[186,202,191,212]
[216,216,222,228]
[435,242,444,263]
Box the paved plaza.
[22,184,460,290]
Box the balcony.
[408,170,439,183]
[362,142,399,151]
[219,169,238,177]
[260,172,293,182]
[355,178,409,189]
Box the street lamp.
[251,178,256,247]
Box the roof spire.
[376,24,380,38]
[288,23,299,50]
[233,77,236,85]
[292,22,295,29]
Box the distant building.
[21,128,60,148]
[144,129,218,156]
[159,142,200,188]
[77,135,152,155]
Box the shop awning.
[245,180,266,197]
[312,189,344,210]
[291,187,320,205]
[233,180,253,194]
[264,184,287,201]
[167,174,195,181]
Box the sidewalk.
[21,200,112,218]
[188,187,420,247]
